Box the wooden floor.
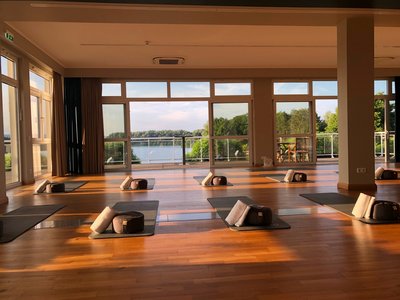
[2,164,400,299]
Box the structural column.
[337,17,376,190]
[253,79,274,166]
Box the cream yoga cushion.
[35,179,50,193]
[375,167,385,179]
[120,176,133,190]
[283,169,295,183]
[90,206,116,234]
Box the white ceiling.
[3,2,400,69]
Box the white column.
[337,17,376,190]
[0,72,8,203]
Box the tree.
[275,111,290,134]
[374,98,385,132]
[289,108,310,134]
[324,109,338,133]
[316,113,327,133]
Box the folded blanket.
[120,176,133,190]
[225,200,251,227]
[35,179,50,193]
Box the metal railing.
[104,136,250,165]
[316,131,395,158]
[130,136,209,164]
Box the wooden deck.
[1,165,400,299]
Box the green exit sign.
[4,31,14,42]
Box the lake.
[132,145,194,164]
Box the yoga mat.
[89,200,159,239]
[247,167,313,172]
[122,178,155,191]
[265,174,286,182]
[34,181,87,194]
[0,204,65,243]
[265,174,312,183]
[207,196,290,231]
[193,176,233,186]
[299,193,400,224]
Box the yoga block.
[245,205,272,226]
[211,176,227,185]
[131,179,148,190]
[112,212,144,234]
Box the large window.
[30,67,52,177]
[212,102,250,164]
[374,79,396,161]
[1,53,19,185]
[102,80,253,169]
[275,101,313,163]
[103,104,128,169]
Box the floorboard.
[1,164,400,299]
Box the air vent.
[153,57,185,65]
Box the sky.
[129,101,208,132]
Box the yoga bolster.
[245,205,272,226]
[131,178,148,190]
[293,172,307,182]
[211,176,227,185]
[90,206,116,234]
[112,211,144,234]
[49,183,66,193]
[372,201,400,220]
[381,170,398,180]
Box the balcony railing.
[316,131,395,158]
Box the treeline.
[131,129,204,138]
[106,129,205,139]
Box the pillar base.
[0,196,9,205]
[337,182,377,191]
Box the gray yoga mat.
[34,181,88,194]
[0,204,65,243]
[207,196,290,231]
[89,200,159,239]
[122,178,155,190]
[193,176,233,186]
[299,193,400,224]
[266,174,312,183]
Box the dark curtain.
[81,78,104,174]
[395,77,400,162]
[64,78,83,174]
[51,72,68,176]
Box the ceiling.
[3,1,400,69]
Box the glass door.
[210,102,251,166]
[103,103,130,170]
[2,83,19,184]
[275,101,313,164]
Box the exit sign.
[4,31,14,42]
